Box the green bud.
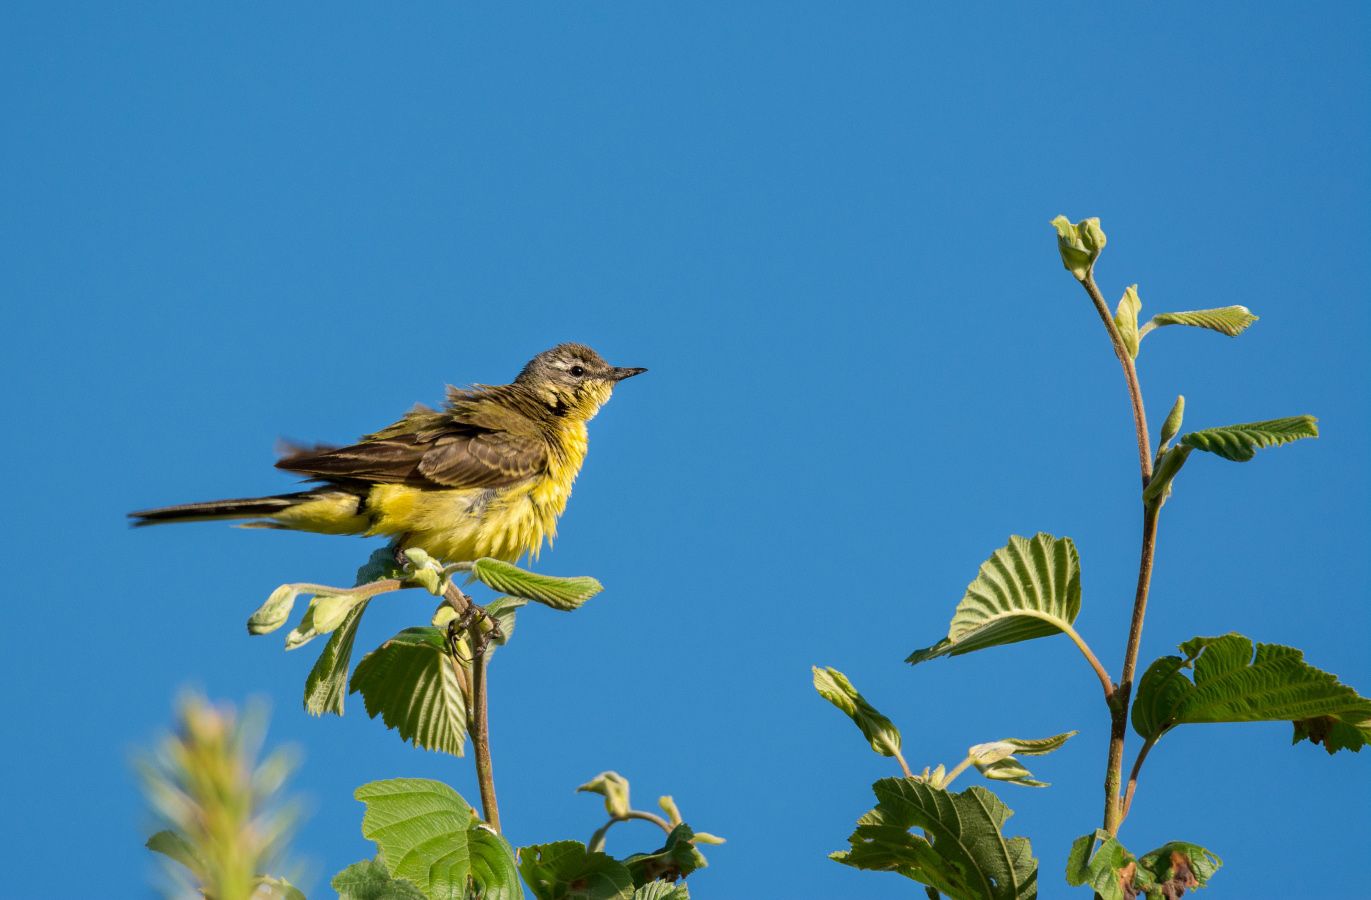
[248,585,298,635]
[1160,395,1186,449]
[309,592,360,633]
[968,740,1018,767]
[577,771,631,818]
[812,666,902,757]
[1051,215,1107,281]
[692,832,726,845]
[1115,285,1142,358]
[1143,445,1193,508]
[658,795,683,826]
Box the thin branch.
[1080,275,1153,482]
[1119,736,1159,823]
[939,755,975,790]
[587,809,674,852]
[441,579,500,832]
[893,748,914,779]
[1060,623,1116,700]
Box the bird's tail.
[128,492,315,527]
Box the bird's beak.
[610,366,648,381]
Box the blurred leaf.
[146,830,203,873]
[813,666,902,757]
[248,586,298,636]
[355,778,522,899]
[579,771,632,818]
[1179,416,1318,462]
[832,779,1036,900]
[331,859,425,899]
[304,599,371,716]
[1140,306,1258,338]
[518,841,634,900]
[1065,830,1131,900]
[471,558,603,610]
[1114,285,1142,358]
[1132,633,1371,755]
[622,824,708,886]
[1051,215,1107,281]
[351,627,468,757]
[633,883,689,900]
[908,533,1080,665]
[253,875,306,900]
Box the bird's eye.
[569,365,585,377]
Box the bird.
[130,343,646,564]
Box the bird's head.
[515,343,646,420]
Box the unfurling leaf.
[331,858,425,899]
[1139,305,1258,338]
[470,558,603,610]
[355,779,522,900]
[813,666,903,757]
[622,824,708,885]
[1114,285,1142,358]
[1142,446,1192,508]
[1159,395,1185,450]
[833,779,1037,900]
[1067,832,1221,899]
[518,841,634,900]
[1132,633,1371,754]
[1052,215,1107,281]
[1065,830,1132,900]
[579,771,632,818]
[908,533,1081,665]
[968,732,1076,788]
[248,586,298,635]
[350,628,468,757]
[1179,416,1318,462]
[633,883,690,900]
[284,591,366,650]
[304,599,371,716]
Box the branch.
[1080,274,1153,482]
[587,809,674,853]
[441,580,501,832]
[1119,736,1159,824]
[1060,623,1116,700]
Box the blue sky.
[4,2,1368,896]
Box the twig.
[587,809,674,853]
[1060,623,1116,700]
[1118,736,1158,823]
[441,580,501,832]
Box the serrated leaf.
[303,599,370,716]
[1141,306,1258,338]
[622,824,708,886]
[832,779,1037,900]
[1132,633,1371,755]
[633,883,689,900]
[518,841,635,900]
[1134,841,1222,893]
[355,778,523,900]
[813,666,902,757]
[1065,830,1131,900]
[248,586,298,636]
[331,858,426,899]
[1114,285,1141,358]
[1179,416,1318,462]
[350,628,467,757]
[471,558,603,610]
[968,732,1074,788]
[579,771,632,818]
[908,534,1080,665]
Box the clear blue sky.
[4,3,1367,897]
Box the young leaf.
[1140,306,1258,338]
[1114,285,1142,358]
[579,771,632,818]
[248,586,298,636]
[832,779,1037,900]
[331,858,425,900]
[1131,633,1371,754]
[633,883,690,900]
[350,627,468,757]
[518,841,635,900]
[253,875,306,900]
[908,533,1081,665]
[303,599,371,716]
[284,592,365,650]
[1179,416,1318,462]
[487,595,529,648]
[812,666,903,758]
[1134,842,1222,895]
[1065,830,1132,900]
[470,558,603,610]
[1158,395,1185,450]
[1051,215,1107,281]
[968,732,1076,788]
[622,824,708,886]
[355,778,523,900]
[146,829,204,874]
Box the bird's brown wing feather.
[276,406,548,490]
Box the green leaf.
[908,533,1081,666]
[355,778,523,900]
[578,771,632,818]
[1179,416,1318,462]
[622,824,708,886]
[633,883,689,900]
[1114,285,1141,358]
[1134,842,1222,894]
[146,829,204,874]
[487,595,529,646]
[284,591,365,650]
[1051,215,1107,281]
[1140,305,1258,338]
[350,628,468,757]
[813,666,903,757]
[832,779,1037,900]
[1158,395,1185,450]
[1064,830,1131,900]
[471,558,603,610]
[303,599,371,716]
[1141,446,1192,508]
[518,841,635,900]
[252,875,306,900]
[967,732,1075,788]
[248,586,299,636]
[331,858,426,900]
[1132,633,1371,755]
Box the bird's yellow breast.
[364,421,589,563]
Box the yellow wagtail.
[131,343,646,563]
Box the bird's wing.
[276,404,548,490]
